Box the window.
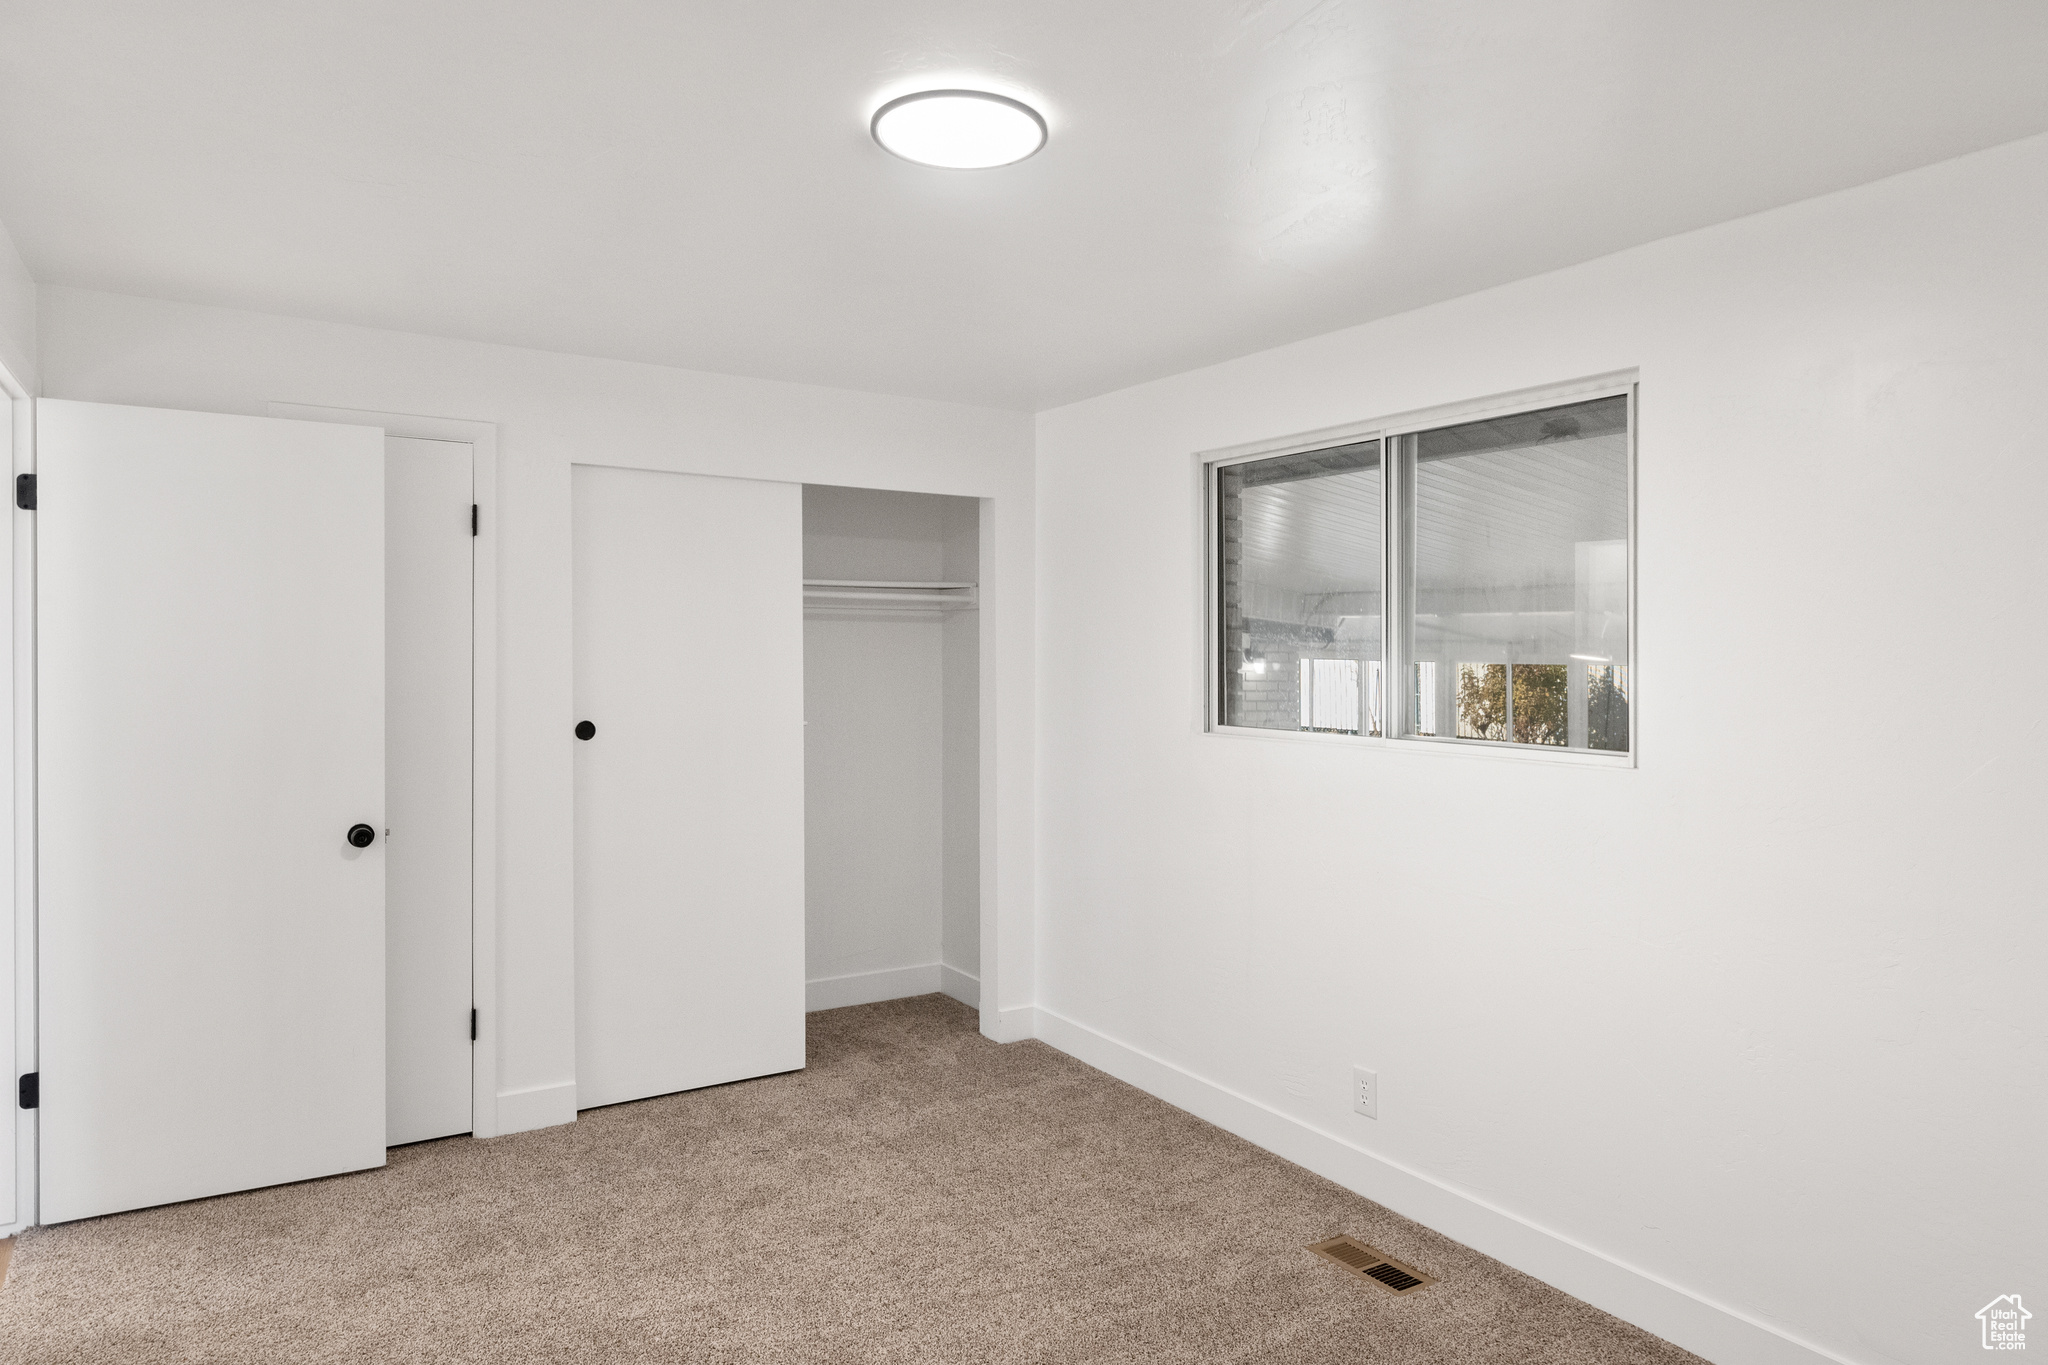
[1216,440,1382,735]
[1300,657,1380,734]
[1211,385,1632,760]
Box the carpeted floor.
[0,996,1701,1364]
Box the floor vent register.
[1306,1236,1438,1295]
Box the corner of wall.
[938,963,980,1009]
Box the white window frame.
[1201,370,1638,768]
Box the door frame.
[3,373,32,1237]
[270,404,502,1139]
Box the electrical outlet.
[1352,1066,1379,1119]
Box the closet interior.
[801,485,980,1012]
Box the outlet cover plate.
[1352,1066,1378,1119]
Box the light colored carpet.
[0,996,1701,1364]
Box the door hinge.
[470,1008,478,1042]
[471,503,479,537]
[18,1072,37,1109]
[15,473,35,510]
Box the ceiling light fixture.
[871,90,1047,169]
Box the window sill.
[1206,723,1635,769]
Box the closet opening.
[801,486,981,1013]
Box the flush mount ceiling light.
[871,90,1047,169]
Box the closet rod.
[802,579,975,590]
[804,590,971,604]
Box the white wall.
[37,288,1037,1133]
[1033,133,2048,1365]
[803,485,948,583]
[803,614,944,991]
[0,219,35,395]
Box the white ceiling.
[3,1,2045,410]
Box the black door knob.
[575,720,596,740]
[347,824,377,848]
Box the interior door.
[573,465,804,1110]
[37,399,386,1223]
[385,436,474,1145]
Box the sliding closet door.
[573,465,805,1109]
[38,400,387,1223]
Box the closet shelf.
[802,579,978,612]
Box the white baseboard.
[939,963,980,1009]
[1029,1006,1856,1365]
[987,1004,1038,1044]
[806,963,942,1012]
[494,1081,577,1136]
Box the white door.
[573,465,805,1110]
[37,400,386,1224]
[385,436,474,1145]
